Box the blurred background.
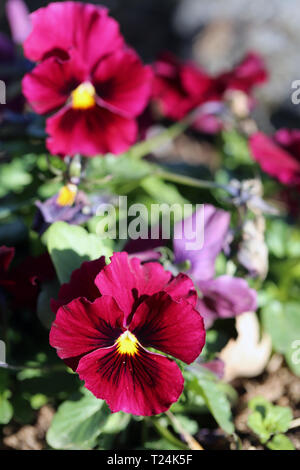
[2,0,300,129]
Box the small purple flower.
[197,275,257,328]
[174,204,230,282]
[33,186,113,235]
[173,204,257,327]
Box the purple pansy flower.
[174,204,257,327]
[33,185,114,235]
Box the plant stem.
[165,410,204,450]
[155,168,236,195]
[151,419,188,450]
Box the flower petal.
[94,49,152,118]
[95,252,172,322]
[24,2,123,67]
[197,275,257,327]
[77,344,184,415]
[22,55,84,114]
[50,296,124,363]
[130,292,205,364]
[163,273,197,307]
[46,105,137,157]
[249,132,300,185]
[50,257,105,314]
[174,204,230,282]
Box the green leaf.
[141,176,187,207]
[222,130,253,167]
[190,367,234,434]
[0,396,13,424]
[37,280,59,329]
[248,397,293,444]
[262,301,300,376]
[266,434,295,450]
[45,221,113,283]
[46,389,110,450]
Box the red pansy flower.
[152,52,267,133]
[22,2,152,157]
[50,252,205,415]
[249,131,300,185]
[152,52,214,121]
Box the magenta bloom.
[152,52,267,133]
[173,205,257,327]
[22,2,152,157]
[174,204,230,282]
[249,131,300,186]
[50,252,205,415]
[152,52,213,121]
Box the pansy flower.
[33,184,113,235]
[152,52,267,133]
[174,205,257,327]
[22,2,152,157]
[50,252,205,415]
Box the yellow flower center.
[116,331,138,356]
[71,82,96,110]
[56,184,77,207]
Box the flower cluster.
[50,252,205,415]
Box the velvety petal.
[94,49,152,118]
[46,105,137,157]
[77,344,184,415]
[24,2,123,67]
[216,52,268,94]
[153,54,198,120]
[174,204,230,282]
[249,132,300,185]
[164,273,197,307]
[274,128,300,161]
[95,252,172,323]
[130,292,205,364]
[180,62,213,100]
[197,275,257,327]
[22,55,84,114]
[50,257,105,314]
[50,296,124,361]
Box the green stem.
[126,119,190,160]
[154,168,233,194]
[151,419,188,450]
